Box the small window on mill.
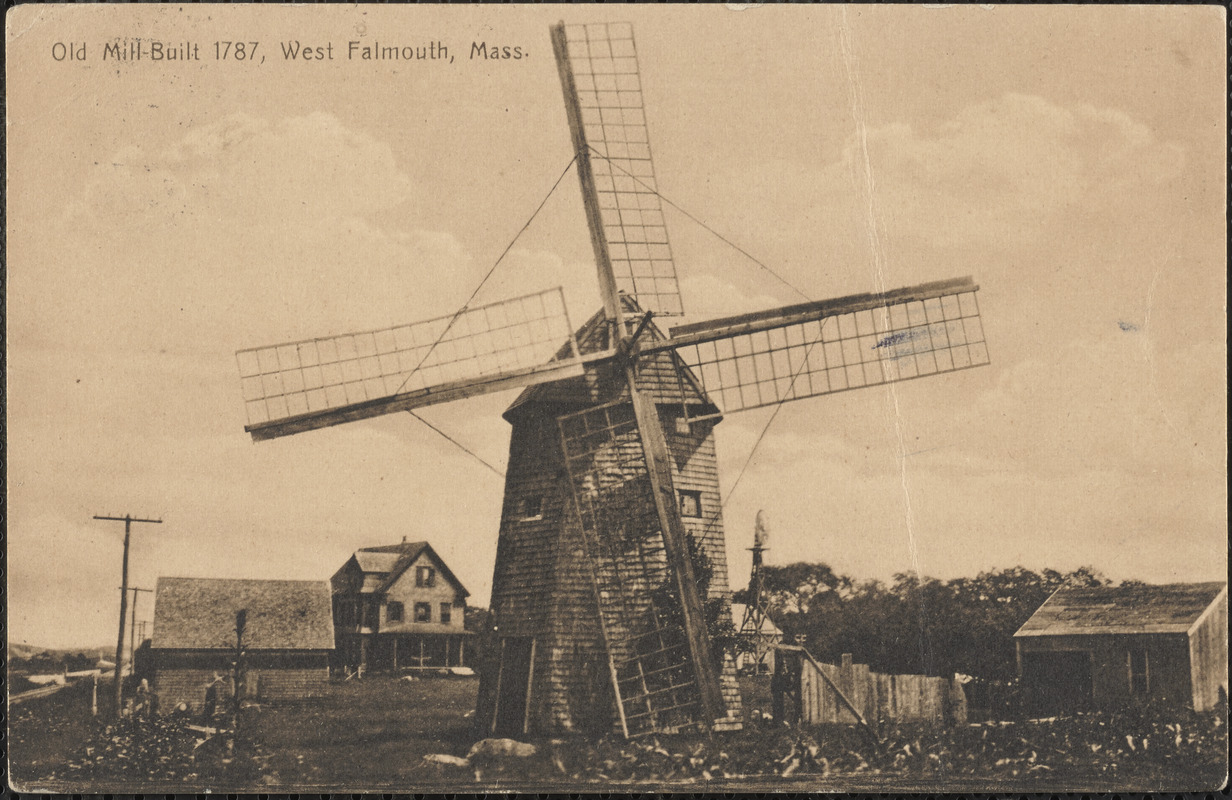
[414,602,432,623]
[387,601,404,622]
[679,490,702,518]
[520,495,543,520]
[416,566,436,587]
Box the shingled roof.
[1014,582,1227,637]
[152,577,334,651]
[504,296,719,421]
[334,540,470,598]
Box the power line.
[408,411,505,479]
[391,156,578,397]
[589,146,812,303]
[387,158,583,479]
[586,146,827,529]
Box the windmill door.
[491,636,536,737]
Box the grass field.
[8,674,1227,793]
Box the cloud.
[13,112,482,356]
[678,273,785,323]
[827,92,1185,249]
[67,112,412,228]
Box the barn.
[150,577,334,711]
[1014,582,1227,714]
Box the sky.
[5,4,1226,650]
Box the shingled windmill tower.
[236,21,990,739]
[479,299,742,737]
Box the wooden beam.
[551,22,623,333]
[643,276,979,355]
[797,648,879,744]
[246,351,615,442]
[627,371,726,727]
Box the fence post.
[948,675,969,725]
[839,654,853,723]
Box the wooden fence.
[776,647,967,728]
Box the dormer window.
[416,566,436,587]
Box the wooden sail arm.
[550,21,685,318]
[246,350,616,441]
[630,276,988,419]
[638,276,980,355]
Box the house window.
[416,566,436,587]
[440,603,452,624]
[387,601,404,622]
[414,602,432,623]
[679,490,702,518]
[519,495,543,520]
[1128,648,1149,695]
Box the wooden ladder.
[559,401,706,737]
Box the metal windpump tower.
[236,21,989,738]
[737,510,776,674]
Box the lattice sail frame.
[237,287,578,429]
[558,22,684,316]
[651,278,988,416]
[558,401,705,737]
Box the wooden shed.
[474,300,742,737]
[1014,582,1227,714]
[151,577,334,711]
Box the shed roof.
[152,577,334,651]
[504,297,718,421]
[1014,582,1227,637]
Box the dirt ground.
[7,673,1227,793]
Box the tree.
[740,561,852,615]
[651,532,741,669]
[778,564,1114,681]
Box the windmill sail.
[643,277,988,416]
[558,400,707,737]
[238,287,594,441]
[553,22,684,317]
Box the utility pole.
[94,514,162,718]
[123,587,153,670]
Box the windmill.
[236,21,989,739]
[736,510,778,675]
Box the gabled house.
[150,577,333,711]
[331,538,472,671]
[1014,582,1227,714]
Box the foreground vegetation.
[9,675,1225,792]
